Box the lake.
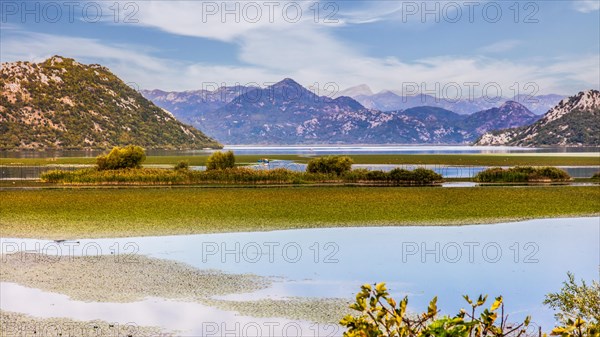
[225,145,600,155]
[1,217,598,335]
[255,161,600,178]
[2,145,600,158]
[2,145,598,179]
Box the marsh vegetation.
[1,187,598,239]
[40,150,445,186]
[475,166,572,183]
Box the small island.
[41,146,445,186]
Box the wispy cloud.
[2,0,598,96]
[121,0,323,42]
[478,40,522,54]
[0,23,20,30]
[573,0,600,13]
[1,31,167,71]
[2,29,598,96]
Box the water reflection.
[2,217,598,329]
[1,283,334,336]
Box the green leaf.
[428,296,438,317]
[375,282,387,295]
[490,296,502,311]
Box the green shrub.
[174,160,189,171]
[341,282,532,337]
[544,273,600,337]
[342,168,370,182]
[96,145,146,170]
[307,156,354,175]
[510,166,537,175]
[525,166,570,181]
[592,172,600,181]
[411,168,444,183]
[389,168,412,182]
[342,168,441,184]
[342,281,600,337]
[544,273,600,324]
[389,167,443,184]
[366,170,389,181]
[475,166,571,183]
[206,151,235,171]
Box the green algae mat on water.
[1,186,599,239]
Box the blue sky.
[1,0,599,96]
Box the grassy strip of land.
[1,186,598,239]
[1,154,599,166]
[39,167,443,185]
[0,155,303,166]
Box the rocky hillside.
[0,56,221,150]
[475,90,600,146]
[145,78,539,145]
[188,78,381,144]
[459,101,539,135]
[360,106,470,144]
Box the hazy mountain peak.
[498,101,534,116]
[499,100,520,108]
[336,84,373,98]
[273,78,302,88]
[376,89,400,96]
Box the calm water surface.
[2,217,598,333]
[2,145,600,158]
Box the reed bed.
[474,166,572,183]
[40,167,443,186]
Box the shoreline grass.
[39,167,443,186]
[1,153,599,166]
[1,186,598,239]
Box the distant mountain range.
[334,84,565,115]
[475,90,600,146]
[143,78,541,145]
[141,85,254,125]
[2,55,591,149]
[0,56,221,150]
